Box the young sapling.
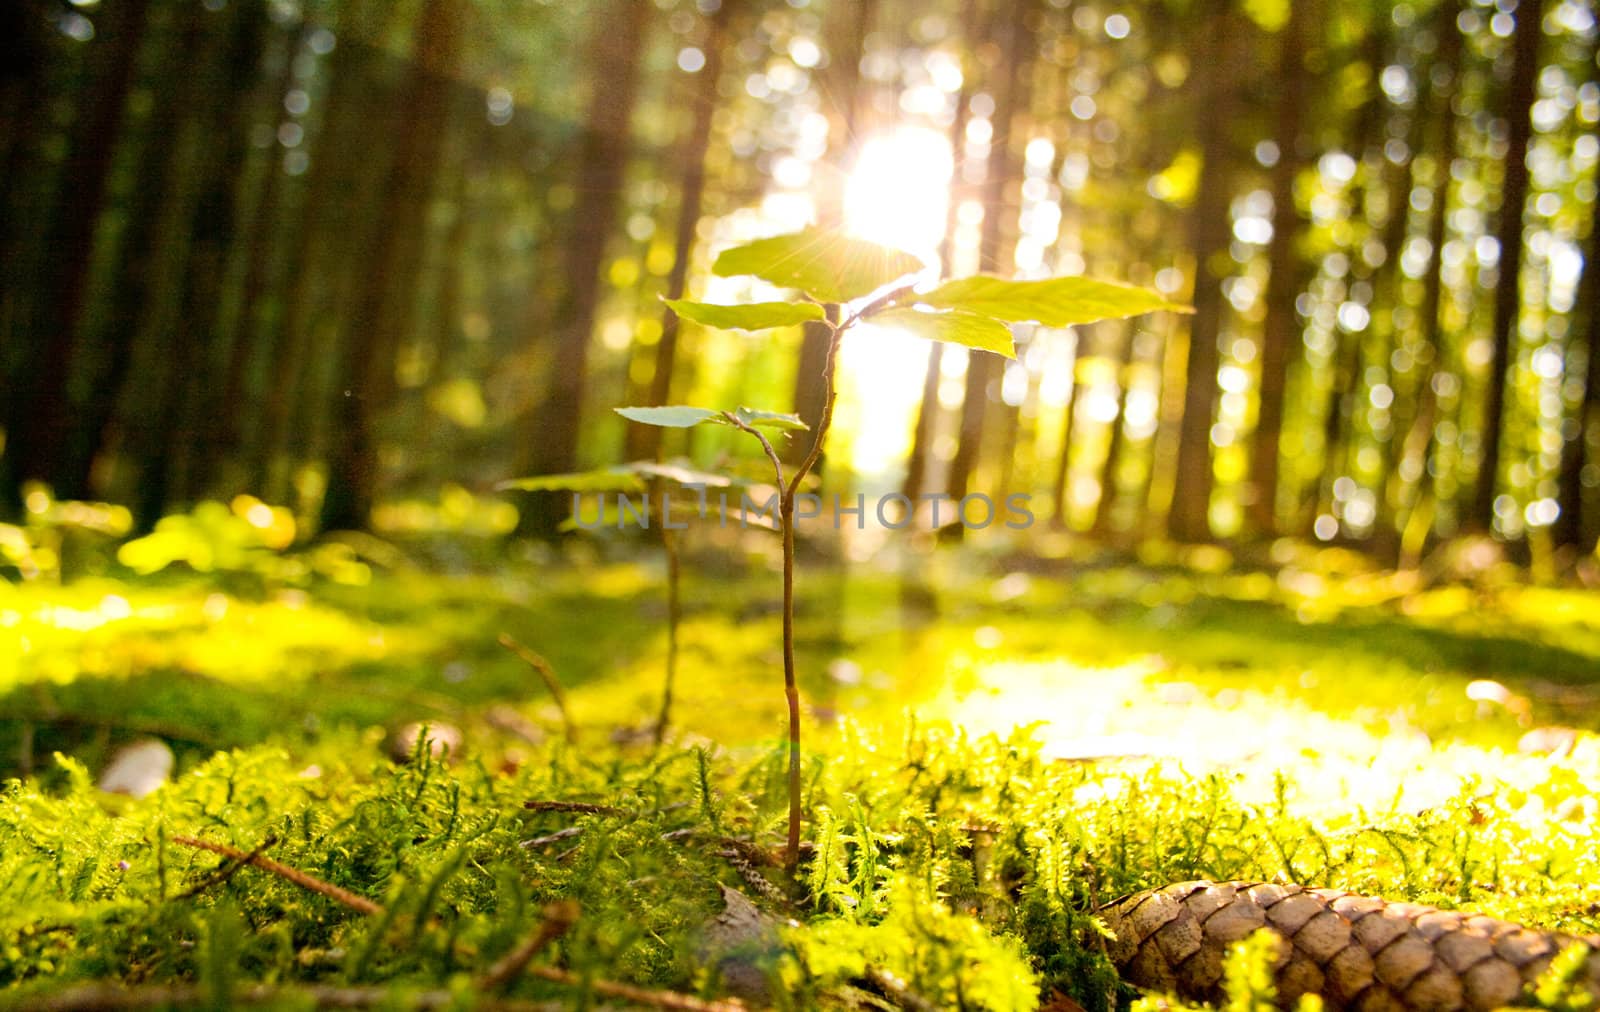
[615,226,1189,876]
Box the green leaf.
[869,307,1017,359]
[712,227,926,303]
[662,298,825,331]
[615,406,723,428]
[732,407,808,431]
[631,461,740,487]
[916,275,1190,328]
[496,468,646,493]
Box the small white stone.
[98,739,174,798]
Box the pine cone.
[1101,880,1600,1009]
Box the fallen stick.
[526,965,744,1011]
[175,833,279,901]
[170,836,384,917]
[522,800,626,816]
[12,983,563,1011]
[479,901,580,992]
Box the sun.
[835,126,954,481]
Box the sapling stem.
[723,291,910,878]
[653,523,680,746]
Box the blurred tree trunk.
[1472,0,1544,531]
[0,0,150,511]
[947,0,1027,507]
[55,7,209,504]
[1050,327,1090,527]
[515,0,649,536]
[201,22,312,495]
[1305,19,1391,534]
[1553,144,1600,551]
[903,2,982,502]
[785,0,874,464]
[0,1,52,289]
[1167,6,1240,544]
[320,0,462,532]
[1248,0,1317,538]
[1092,325,1136,538]
[1392,1,1465,566]
[163,1,271,507]
[254,20,376,503]
[626,0,738,463]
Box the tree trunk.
[253,19,377,503]
[200,21,311,496]
[1472,0,1545,531]
[515,0,650,536]
[1248,0,1317,537]
[0,0,150,510]
[1092,325,1136,538]
[1167,9,1239,543]
[785,0,874,464]
[1051,327,1090,528]
[1392,2,1466,566]
[53,6,208,504]
[320,0,462,532]
[947,0,1027,507]
[165,1,271,507]
[626,0,738,463]
[903,2,982,501]
[1553,130,1600,551]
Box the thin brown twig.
[479,900,580,992]
[497,633,577,744]
[528,966,745,1011]
[14,983,565,1011]
[175,833,279,901]
[169,835,384,917]
[520,826,586,849]
[522,800,627,816]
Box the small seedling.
[614,225,1188,876]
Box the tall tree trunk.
[54,6,209,503]
[515,0,650,536]
[626,0,738,463]
[1553,133,1600,551]
[1393,0,1466,565]
[1167,8,1239,543]
[1472,0,1545,531]
[164,1,270,507]
[254,20,375,503]
[1248,0,1317,537]
[902,4,983,502]
[200,21,311,495]
[785,0,874,464]
[947,0,1027,506]
[0,0,150,510]
[1092,324,1137,538]
[1051,326,1090,527]
[320,0,462,532]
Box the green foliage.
[917,274,1191,328]
[710,226,926,302]
[1532,944,1598,1011]
[661,297,826,330]
[1221,929,1281,1012]
[870,306,1019,358]
[790,877,1042,1011]
[613,405,808,431]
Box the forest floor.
[3,527,1600,1009]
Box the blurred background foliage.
[1,0,1598,572]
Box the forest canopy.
[2,0,1598,566]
